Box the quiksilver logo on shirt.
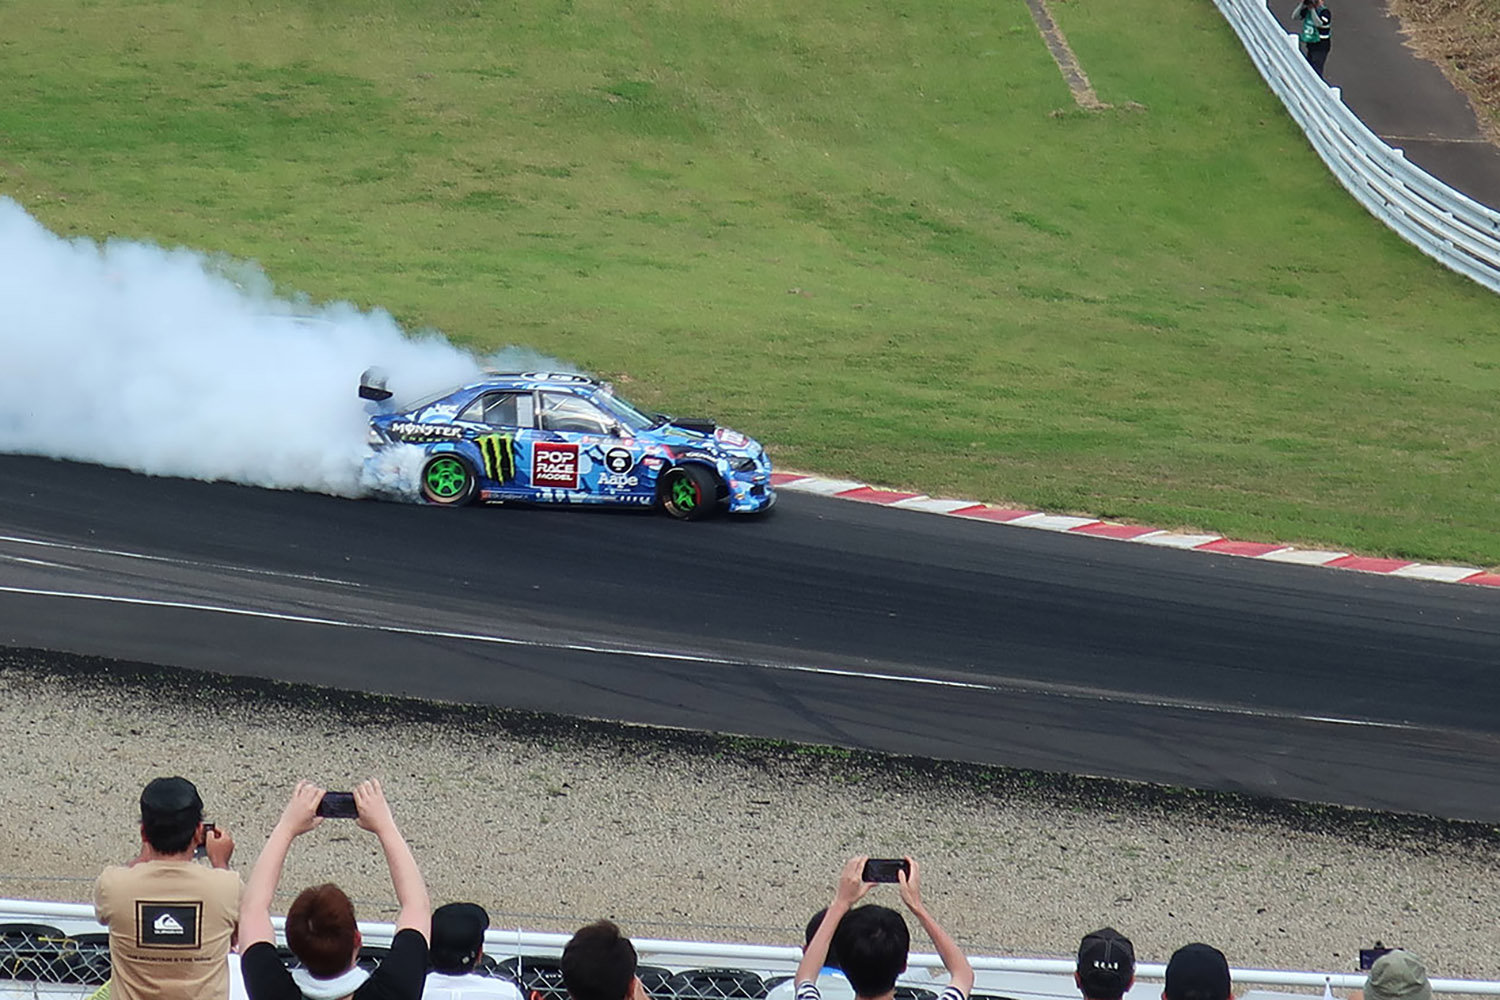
[136,902,203,949]
[153,912,185,935]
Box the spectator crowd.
[86,776,1438,1000]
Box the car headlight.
[733,455,758,472]
[367,426,387,447]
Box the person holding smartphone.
[94,776,240,1000]
[237,779,431,1000]
[795,857,973,1000]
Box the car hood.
[649,422,760,455]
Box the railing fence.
[6,900,1500,998]
[1213,0,1500,294]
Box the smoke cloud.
[0,198,567,498]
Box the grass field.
[3,0,1499,564]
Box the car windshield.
[592,388,661,432]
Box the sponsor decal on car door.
[532,441,580,488]
[477,433,517,483]
[592,444,648,494]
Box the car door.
[535,390,650,503]
[455,390,535,497]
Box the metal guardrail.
[1213,0,1500,293]
[7,900,1500,997]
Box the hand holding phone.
[316,791,359,819]
[861,858,910,883]
[193,823,217,859]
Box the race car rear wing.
[358,367,393,402]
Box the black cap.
[1077,928,1135,1000]
[1165,944,1231,1000]
[140,777,203,821]
[431,902,490,973]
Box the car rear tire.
[420,454,478,506]
[657,464,719,521]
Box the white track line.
[0,584,1440,734]
[0,533,362,587]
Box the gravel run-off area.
[3,652,1500,982]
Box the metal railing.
[7,899,1500,999]
[1213,0,1500,293]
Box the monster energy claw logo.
[478,434,516,482]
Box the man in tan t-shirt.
[95,776,242,1000]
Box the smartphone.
[861,858,910,883]
[316,792,359,819]
[1359,947,1393,972]
[193,822,217,859]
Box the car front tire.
[657,464,719,521]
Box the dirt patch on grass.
[1388,0,1500,140]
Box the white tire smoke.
[0,198,566,499]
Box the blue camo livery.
[361,369,775,520]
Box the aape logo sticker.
[137,901,202,948]
[604,448,633,473]
[533,443,580,488]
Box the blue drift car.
[361,370,775,520]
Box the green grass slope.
[2,0,1498,563]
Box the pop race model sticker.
[533,442,580,488]
[477,433,517,482]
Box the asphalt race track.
[2,453,1499,821]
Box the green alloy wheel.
[420,454,478,506]
[657,464,719,521]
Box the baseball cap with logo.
[430,902,490,974]
[1164,943,1231,1000]
[1077,928,1136,1000]
[1366,950,1432,1000]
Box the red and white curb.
[770,472,1500,588]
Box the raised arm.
[354,779,430,939]
[238,781,325,949]
[796,857,871,987]
[897,858,973,997]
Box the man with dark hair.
[1163,944,1232,1000]
[424,902,522,1000]
[767,910,852,1000]
[795,857,972,1000]
[1076,928,1135,1000]
[94,776,241,1000]
[560,920,648,1000]
[237,779,431,1000]
[831,907,908,998]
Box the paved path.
[1268,0,1500,209]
